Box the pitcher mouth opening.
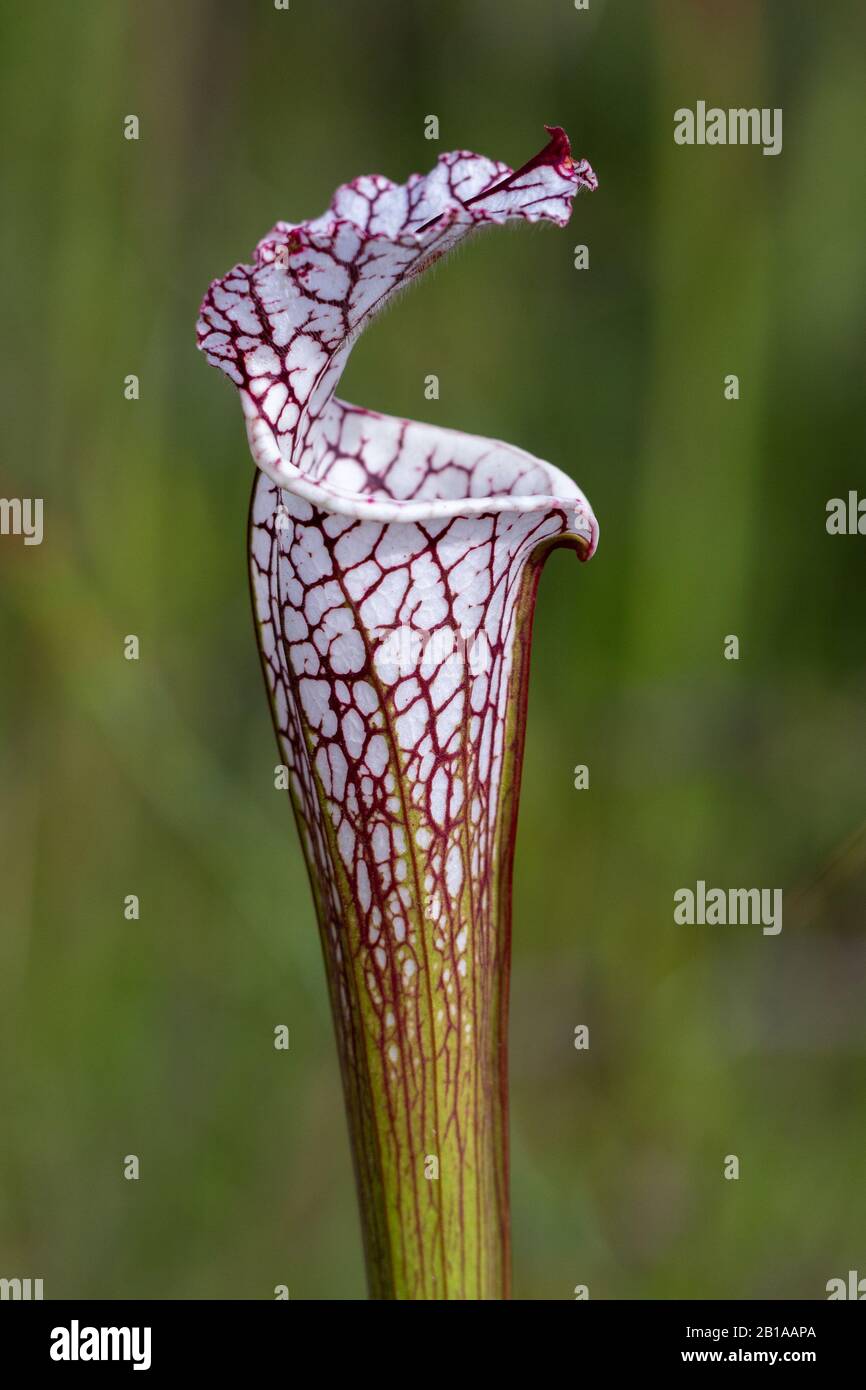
[246,411,598,557]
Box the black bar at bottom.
[0,1298,861,1374]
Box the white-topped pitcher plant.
[197,126,597,1300]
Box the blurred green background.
[1,0,865,1299]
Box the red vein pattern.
[198,128,598,1299]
